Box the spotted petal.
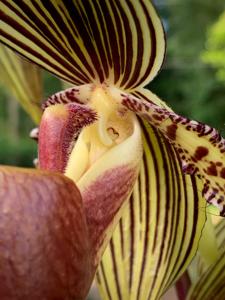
[0,0,165,89]
[96,121,206,300]
[0,45,42,124]
[117,88,225,216]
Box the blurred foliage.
[202,11,225,82]
[0,0,225,167]
[0,72,61,167]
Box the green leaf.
[96,121,206,300]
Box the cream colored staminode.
[65,86,140,182]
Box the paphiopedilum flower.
[0,1,224,300]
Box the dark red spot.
[206,163,217,176]
[152,114,163,121]
[202,184,209,195]
[220,168,225,179]
[216,162,223,166]
[182,163,196,174]
[217,197,224,204]
[194,146,209,161]
[166,124,178,140]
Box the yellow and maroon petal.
[0,166,92,300]
[118,88,225,216]
[96,121,206,300]
[0,45,42,124]
[0,0,165,89]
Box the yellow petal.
[96,121,206,300]
[76,114,143,265]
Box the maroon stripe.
[63,0,104,82]
[110,0,125,77]
[119,219,125,259]
[136,153,150,300]
[172,176,202,283]
[58,4,78,37]
[125,0,144,89]
[129,196,135,291]
[116,1,133,88]
[164,177,188,286]
[99,262,113,300]
[134,0,157,88]
[147,127,171,300]
[109,240,122,300]
[40,0,95,80]
[163,140,179,263]
[0,4,90,83]
[161,146,185,291]
[94,0,112,74]
[151,126,167,253]
[136,122,152,299]
[13,1,66,52]
[83,0,109,79]
[154,142,183,298]
[101,0,121,83]
[95,271,101,284]
[138,175,143,223]
[3,1,45,40]
[0,30,84,85]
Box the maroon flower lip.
[38,103,97,173]
[0,166,93,300]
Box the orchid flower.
[0,1,225,300]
